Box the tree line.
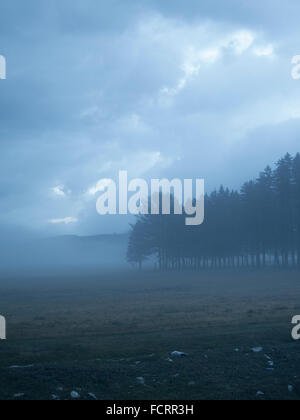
[127,153,300,271]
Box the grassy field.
[0,269,300,400]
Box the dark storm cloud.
[0,0,300,235]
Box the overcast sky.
[1,0,300,236]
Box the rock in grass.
[13,393,25,398]
[70,391,80,399]
[171,351,188,357]
[256,391,265,397]
[10,364,34,369]
[252,347,263,353]
[136,377,145,385]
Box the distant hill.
[38,233,129,267]
[0,233,129,273]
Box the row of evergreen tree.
[127,153,300,271]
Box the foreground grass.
[0,269,300,400]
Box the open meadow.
[0,269,300,400]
